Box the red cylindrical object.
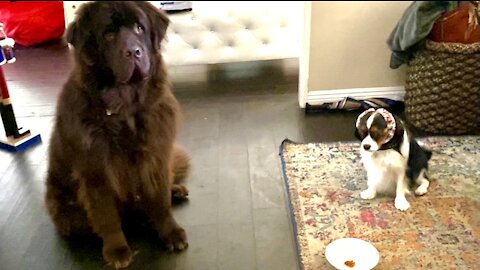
[0,65,22,137]
[0,66,10,102]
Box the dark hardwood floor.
[0,41,362,270]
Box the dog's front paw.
[158,218,188,252]
[394,197,410,211]
[103,244,135,269]
[415,185,428,196]
[360,189,376,200]
[161,226,188,252]
[172,184,189,201]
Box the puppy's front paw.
[415,185,428,196]
[394,197,410,211]
[360,189,376,200]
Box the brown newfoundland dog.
[45,1,190,268]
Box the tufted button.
[227,40,235,47]
[244,23,252,30]
[209,26,216,32]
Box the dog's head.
[66,1,169,85]
[355,108,404,152]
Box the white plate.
[325,238,380,270]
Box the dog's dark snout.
[363,144,371,151]
[124,46,143,58]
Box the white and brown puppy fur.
[355,108,432,211]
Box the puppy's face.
[66,1,169,85]
[355,111,391,152]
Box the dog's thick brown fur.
[45,2,190,268]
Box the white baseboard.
[305,86,405,106]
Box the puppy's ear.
[393,115,405,138]
[354,110,373,141]
[354,128,362,141]
[354,118,362,140]
[136,2,170,51]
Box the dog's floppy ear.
[66,20,95,66]
[65,3,90,48]
[354,128,362,141]
[136,2,170,51]
[354,109,374,141]
[64,4,97,66]
[65,22,79,47]
[393,115,405,138]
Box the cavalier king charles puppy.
[355,108,432,211]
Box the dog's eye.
[135,24,144,34]
[104,32,115,41]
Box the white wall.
[299,1,411,107]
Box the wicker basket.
[404,40,480,134]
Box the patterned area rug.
[280,136,480,270]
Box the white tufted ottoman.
[157,1,302,65]
[64,1,303,66]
